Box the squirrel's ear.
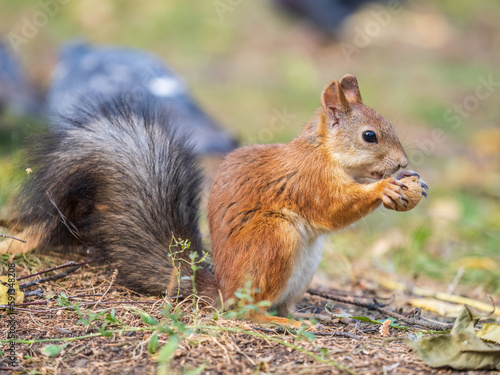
[340,74,363,104]
[321,80,350,124]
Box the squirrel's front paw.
[382,178,409,211]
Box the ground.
[0,253,498,374]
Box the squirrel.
[2,74,427,327]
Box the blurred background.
[0,0,498,300]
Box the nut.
[399,176,423,211]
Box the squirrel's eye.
[362,130,378,143]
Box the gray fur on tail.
[14,97,216,296]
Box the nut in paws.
[383,170,429,212]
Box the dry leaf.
[400,305,500,370]
[379,277,500,316]
[380,319,391,337]
[477,324,500,345]
[453,257,498,271]
[0,276,25,305]
[408,298,463,317]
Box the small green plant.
[74,304,107,327]
[166,237,210,322]
[132,307,205,374]
[41,344,67,357]
[223,279,271,320]
[156,335,180,375]
[167,237,188,302]
[56,292,71,307]
[70,302,122,338]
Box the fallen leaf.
[0,276,25,305]
[477,324,500,345]
[379,277,500,316]
[408,298,463,317]
[453,257,498,271]
[400,305,500,370]
[380,319,391,337]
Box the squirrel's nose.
[399,155,409,170]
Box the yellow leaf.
[0,276,25,305]
[379,277,500,316]
[453,257,498,271]
[477,324,500,345]
[408,298,463,317]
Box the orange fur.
[208,74,409,323]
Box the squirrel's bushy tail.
[13,97,217,299]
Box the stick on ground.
[307,289,453,331]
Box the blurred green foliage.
[0,0,499,295]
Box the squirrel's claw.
[396,170,420,180]
[420,180,429,192]
[392,179,409,190]
[397,169,430,196]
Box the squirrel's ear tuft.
[340,74,363,104]
[321,80,350,123]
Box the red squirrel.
[208,74,427,325]
[2,75,427,326]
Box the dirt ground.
[1,254,498,375]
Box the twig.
[23,289,44,298]
[308,288,394,301]
[316,331,362,340]
[0,234,26,243]
[252,325,362,340]
[307,289,453,331]
[67,293,104,299]
[378,277,500,316]
[17,257,105,280]
[3,300,48,307]
[252,326,276,334]
[2,293,105,308]
[92,269,117,310]
[19,265,82,290]
[373,294,395,308]
[447,266,464,294]
[0,299,164,312]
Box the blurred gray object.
[48,41,238,155]
[274,0,392,36]
[0,41,43,117]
